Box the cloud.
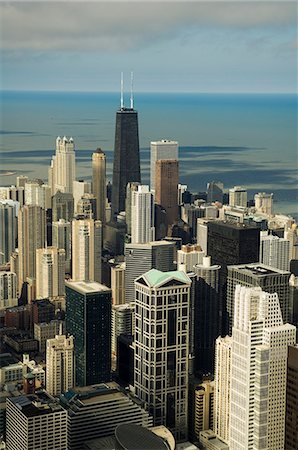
[1,1,296,51]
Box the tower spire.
[130,71,134,109]
[120,72,124,109]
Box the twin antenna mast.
[120,72,134,110]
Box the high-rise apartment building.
[254,192,273,215]
[111,262,126,305]
[25,180,51,209]
[131,185,155,244]
[6,392,68,450]
[92,148,106,224]
[18,205,46,291]
[36,247,65,299]
[229,285,296,450]
[125,241,175,303]
[227,263,291,334]
[52,191,74,222]
[72,218,102,283]
[155,159,179,237]
[50,136,76,195]
[46,333,74,396]
[52,219,71,273]
[285,344,298,450]
[134,269,191,441]
[193,380,215,440]
[65,281,111,386]
[111,102,141,217]
[177,244,205,273]
[259,232,290,271]
[34,320,64,353]
[229,186,247,208]
[150,140,178,191]
[125,182,141,235]
[0,201,16,264]
[0,272,18,311]
[214,335,232,444]
[73,179,91,213]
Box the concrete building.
[0,272,18,311]
[34,320,64,353]
[65,281,111,386]
[73,179,91,213]
[52,191,74,222]
[92,148,106,224]
[60,382,153,450]
[111,303,133,357]
[46,334,74,396]
[125,241,175,303]
[25,180,51,209]
[229,186,247,208]
[111,262,126,305]
[150,140,178,191]
[254,192,273,216]
[131,185,155,244]
[259,231,290,271]
[52,219,71,273]
[177,244,205,273]
[134,269,191,441]
[194,380,215,440]
[229,286,296,450]
[0,201,16,264]
[285,344,298,450]
[125,182,141,236]
[36,247,65,299]
[6,391,68,450]
[214,335,232,444]
[50,136,76,195]
[72,218,102,283]
[18,205,46,291]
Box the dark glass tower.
[65,281,112,386]
[111,107,141,217]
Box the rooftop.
[0,353,20,369]
[126,240,175,249]
[8,392,64,418]
[228,263,290,276]
[65,280,111,294]
[136,269,191,288]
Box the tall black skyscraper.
[111,77,141,217]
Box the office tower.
[61,383,153,450]
[50,136,76,194]
[52,191,74,222]
[92,148,106,224]
[178,183,188,205]
[254,192,273,215]
[125,241,175,303]
[207,221,260,333]
[177,244,205,272]
[34,320,64,353]
[131,185,155,244]
[46,334,74,396]
[150,140,178,191]
[194,380,215,440]
[207,181,224,204]
[66,281,111,385]
[227,263,291,334]
[155,159,179,237]
[194,256,221,375]
[0,272,18,311]
[182,204,205,239]
[134,269,191,441]
[25,179,51,209]
[125,182,140,235]
[229,286,296,450]
[31,299,55,324]
[6,392,67,450]
[111,303,133,359]
[285,344,298,449]
[259,232,290,271]
[72,218,102,283]
[214,336,232,444]
[18,205,46,291]
[229,186,247,208]
[73,179,91,213]
[111,262,126,304]
[52,219,71,273]
[77,193,97,219]
[111,94,141,217]
[0,201,16,264]
[36,247,65,299]
[17,175,28,188]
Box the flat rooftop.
[8,392,64,418]
[208,220,259,230]
[228,263,290,276]
[0,353,19,368]
[65,280,111,294]
[125,240,175,249]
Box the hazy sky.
[1,1,297,93]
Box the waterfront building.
[229,186,247,208]
[50,136,76,195]
[254,192,273,215]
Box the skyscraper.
[52,191,74,222]
[0,271,18,311]
[131,185,155,244]
[92,148,106,224]
[50,136,76,195]
[73,179,91,213]
[229,285,296,450]
[254,192,273,215]
[52,219,71,273]
[36,247,65,299]
[72,218,102,283]
[111,92,141,217]
[46,333,74,396]
[18,205,46,291]
[0,201,16,264]
[65,280,111,386]
[259,231,290,271]
[228,186,247,208]
[134,269,191,441]
[285,344,298,449]
[206,181,224,204]
[150,140,178,191]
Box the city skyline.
[1,1,297,93]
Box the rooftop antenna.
[130,71,134,109]
[120,72,124,109]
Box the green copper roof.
[140,269,191,287]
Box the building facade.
[150,140,178,192]
[92,148,106,224]
[46,334,74,396]
[36,247,65,299]
[131,185,155,244]
[50,136,76,195]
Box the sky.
[0,1,297,93]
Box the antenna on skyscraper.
[130,71,134,109]
[120,72,124,109]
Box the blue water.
[0,90,297,218]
